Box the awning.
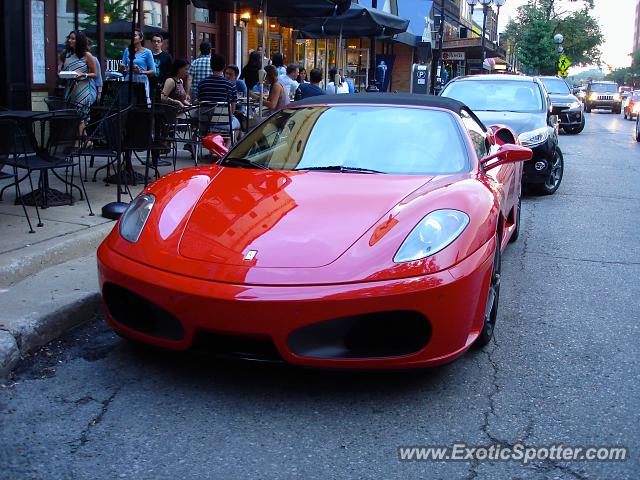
[280,4,409,38]
[394,0,434,47]
[190,0,351,17]
[84,20,164,39]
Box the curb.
[0,253,103,379]
[0,222,113,288]
[0,293,101,378]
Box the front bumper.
[557,109,583,127]
[522,141,555,185]
[587,98,621,110]
[97,239,495,370]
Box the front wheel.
[533,147,563,195]
[509,197,521,243]
[635,116,640,142]
[474,234,501,348]
[584,103,591,113]
[614,106,622,115]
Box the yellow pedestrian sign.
[558,70,568,78]
[558,55,571,72]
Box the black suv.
[441,74,563,195]
[584,81,621,113]
[538,76,585,134]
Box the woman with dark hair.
[271,52,286,76]
[296,67,308,84]
[161,58,191,108]
[118,28,155,103]
[58,31,97,123]
[250,65,289,112]
[240,50,262,91]
[325,67,349,94]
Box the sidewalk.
[0,150,197,377]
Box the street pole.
[432,0,445,94]
[481,5,488,73]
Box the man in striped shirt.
[198,53,240,139]
[187,41,212,101]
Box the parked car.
[619,85,632,102]
[97,94,532,369]
[584,81,622,113]
[538,75,585,134]
[441,74,564,195]
[622,91,640,120]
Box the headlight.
[119,194,156,243]
[589,92,598,101]
[518,128,549,147]
[634,103,640,113]
[613,93,621,101]
[394,210,469,263]
[568,101,581,110]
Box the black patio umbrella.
[279,4,409,38]
[191,0,351,115]
[85,20,164,39]
[190,0,351,17]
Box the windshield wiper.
[223,157,270,170]
[295,165,384,174]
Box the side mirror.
[481,144,532,171]
[202,134,228,158]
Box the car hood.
[474,110,546,136]
[548,93,580,105]
[178,168,433,268]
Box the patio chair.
[0,118,36,232]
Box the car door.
[460,109,515,215]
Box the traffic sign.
[558,70,568,78]
[558,55,571,71]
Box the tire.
[584,103,591,113]
[509,197,521,243]
[623,109,627,119]
[474,234,501,348]
[635,116,640,142]
[533,146,563,195]
[614,106,622,115]
[563,116,585,135]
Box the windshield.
[442,80,544,113]
[221,106,469,175]
[541,77,570,95]
[590,83,617,93]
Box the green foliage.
[78,0,132,60]
[604,52,640,85]
[503,0,603,75]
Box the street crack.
[70,385,123,454]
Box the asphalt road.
[2,111,639,480]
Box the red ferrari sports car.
[97,94,531,369]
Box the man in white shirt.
[278,64,300,97]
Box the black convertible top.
[291,92,468,114]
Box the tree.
[78,0,133,60]
[503,0,603,75]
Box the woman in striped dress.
[58,31,97,124]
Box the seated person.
[294,68,326,100]
[198,53,240,140]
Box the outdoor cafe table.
[0,110,76,208]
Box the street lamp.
[495,0,506,46]
[466,0,478,15]
[479,0,493,74]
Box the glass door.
[346,48,369,92]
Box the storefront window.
[193,7,216,24]
[144,1,163,28]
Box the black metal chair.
[0,118,36,232]
[151,103,179,172]
[0,110,93,214]
[44,96,81,112]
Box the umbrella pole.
[259,0,268,119]
[336,26,342,95]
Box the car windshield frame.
[590,83,618,93]
[540,77,571,95]
[441,79,546,114]
[219,105,472,176]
